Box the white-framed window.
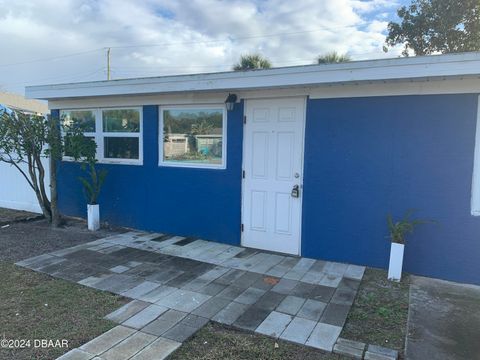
[471,96,480,215]
[60,107,143,165]
[159,105,227,169]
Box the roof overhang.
[26,52,480,100]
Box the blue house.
[26,52,480,285]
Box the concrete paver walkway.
[17,231,366,360]
[406,275,480,360]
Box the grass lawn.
[169,322,348,360]
[0,213,128,360]
[0,262,128,360]
[341,268,410,352]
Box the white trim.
[27,52,480,100]
[158,104,227,170]
[48,77,480,110]
[471,96,480,216]
[298,97,307,255]
[60,107,143,166]
[49,93,230,110]
[241,96,306,255]
[60,108,96,163]
[308,78,480,99]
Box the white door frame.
[240,96,307,255]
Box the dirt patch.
[263,276,280,285]
[0,262,128,360]
[169,322,347,360]
[341,268,410,354]
[0,218,124,262]
[0,207,42,225]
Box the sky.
[0,0,409,95]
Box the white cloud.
[0,0,403,94]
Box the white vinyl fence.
[0,159,50,213]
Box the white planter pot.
[388,242,404,281]
[87,204,100,231]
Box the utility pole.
[106,47,111,80]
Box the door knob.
[291,185,300,198]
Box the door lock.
[291,184,300,198]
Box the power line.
[0,48,103,68]
[1,46,391,88]
[108,25,366,50]
[111,58,322,70]
[0,22,383,68]
[108,49,389,73]
[2,68,106,87]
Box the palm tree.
[233,54,272,71]
[317,51,351,64]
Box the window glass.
[103,109,140,132]
[63,135,95,158]
[162,108,223,166]
[61,107,142,164]
[104,137,139,159]
[61,110,95,132]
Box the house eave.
[25,52,480,100]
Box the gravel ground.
[0,217,124,262]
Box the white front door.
[242,97,306,255]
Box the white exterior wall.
[0,159,49,213]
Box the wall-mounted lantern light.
[225,93,237,111]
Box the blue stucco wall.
[302,94,480,285]
[54,102,244,245]
[54,93,480,285]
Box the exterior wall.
[53,102,244,245]
[0,159,49,213]
[0,97,49,212]
[53,93,480,285]
[302,94,480,285]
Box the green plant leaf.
[78,163,108,205]
[386,210,435,245]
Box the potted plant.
[386,210,429,281]
[63,126,107,231]
[79,159,107,231]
